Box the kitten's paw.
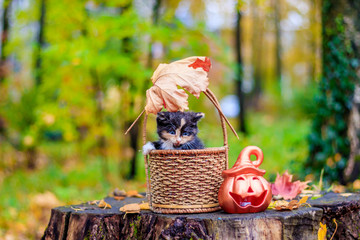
[143,142,155,155]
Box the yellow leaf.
[318,222,327,240]
[298,196,309,205]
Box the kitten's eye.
[182,132,191,136]
[169,130,175,135]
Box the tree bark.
[235,5,246,134]
[42,192,360,240]
[249,0,263,108]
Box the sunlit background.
[1,0,351,238]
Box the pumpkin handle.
[235,146,263,168]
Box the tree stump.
[42,192,360,240]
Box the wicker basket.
[143,90,229,214]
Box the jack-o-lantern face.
[218,146,272,214]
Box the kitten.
[142,111,205,154]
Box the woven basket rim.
[148,146,228,156]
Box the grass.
[0,109,311,239]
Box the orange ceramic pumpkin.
[218,146,272,213]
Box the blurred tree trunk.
[273,0,282,90]
[345,87,360,182]
[235,4,246,134]
[27,0,46,169]
[342,0,360,182]
[147,0,161,69]
[126,0,162,179]
[0,0,12,142]
[119,3,139,180]
[0,0,11,83]
[307,0,360,184]
[249,0,263,108]
[91,70,108,177]
[34,0,46,86]
[308,0,321,83]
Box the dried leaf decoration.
[145,56,210,114]
[271,171,310,200]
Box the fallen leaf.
[298,196,309,205]
[98,200,112,209]
[71,206,85,212]
[273,196,311,211]
[145,56,210,114]
[271,171,310,200]
[88,200,100,205]
[126,190,144,198]
[318,222,327,240]
[120,203,140,213]
[139,202,150,210]
[274,200,292,211]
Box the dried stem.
[125,109,145,135]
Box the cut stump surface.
[42,192,360,240]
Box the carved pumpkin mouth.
[229,190,268,208]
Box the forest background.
[1,0,359,239]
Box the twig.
[125,109,145,135]
[330,219,338,240]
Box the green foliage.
[305,0,358,183]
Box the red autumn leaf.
[271,171,310,200]
[145,56,210,114]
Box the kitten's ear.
[157,112,168,122]
[193,112,205,123]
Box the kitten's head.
[156,111,204,148]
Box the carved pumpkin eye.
[251,177,264,192]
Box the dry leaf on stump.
[273,196,311,211]
[271,171,310,200]
[98,200,112,209]
[120,203,141,214]
[126,190,144,198]
[88,200,100,205]
[139,202,150,210]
